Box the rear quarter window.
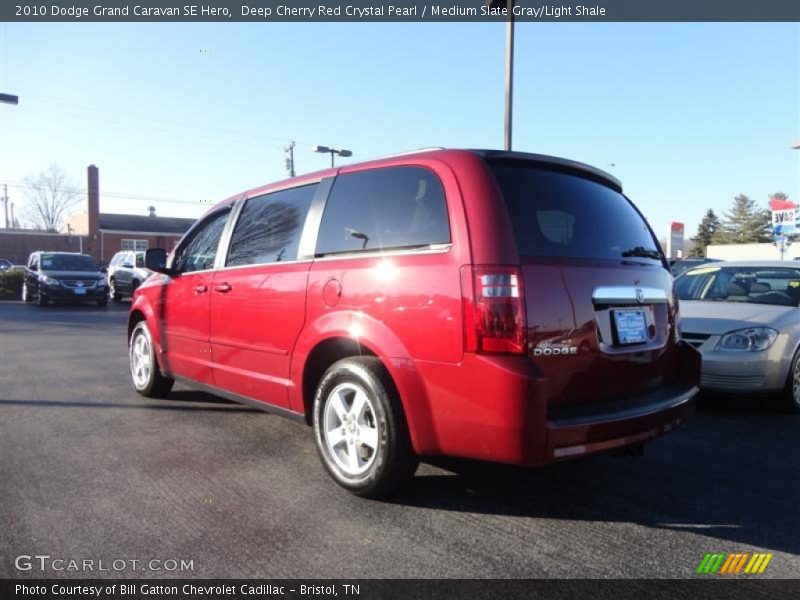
[315,166,450,255]
[489,163,661,264]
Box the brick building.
[64,165,196,262]
[1,165,196,265]
[0,230,85,264]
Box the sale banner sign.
[770,198,796,236]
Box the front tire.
[21,284,32,303]
[129,321,174,398]
[313,357,418,498]
[36,289,48,307]
[785,348,800,414]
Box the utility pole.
[1,184,8,229]
[9,202,16,230]
[504,0,515,151]
[284,141,296,177]
[486,0,515,150]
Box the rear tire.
[785,348,800,414]
[312,357,418,498]
[129,321,174,398]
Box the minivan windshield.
[488,163,663,265]
[675,266,800,307]
[41,253,99,272]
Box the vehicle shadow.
[0,389,254,413]
[391,406,800,556]
[0,301,129,333]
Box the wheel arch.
[291,313,440,455]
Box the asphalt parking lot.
[1,300,798,579]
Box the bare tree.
[22,164,82,232]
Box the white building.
[706,242,798,261]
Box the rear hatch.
[486,159,681,410]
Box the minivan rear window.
[489,163,662,264]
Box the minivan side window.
[226,184,317,267]
[135,253,145,268]
[172,208,230,273]
[315,167,450,256]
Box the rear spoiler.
[470,149,623,193]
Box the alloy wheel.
[130,331,152,389]
[323,382,380,476]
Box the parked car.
[22,251,109,307]
[128,148,700,497]
[108,250,151,302]
[0,258,12,271]
[669,257,722,277]
[675,260,800,411]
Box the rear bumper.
[544,383,696,461]
[411,341,701,466]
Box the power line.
[5,88,314,147]
[0,180,208,207]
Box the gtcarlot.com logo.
[15,554,194,573]
[696,552,773,575]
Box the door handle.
[194,285,208,294]
[214,283,232,293]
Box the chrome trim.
[61,279,99,289]
[313,244,452,262]
[214,198,244,270]
[215,259,313,273]
[592,286,668,305]
[298,177,335,260]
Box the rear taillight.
[462,266,527,355]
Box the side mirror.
[100,266,108,273]
[145,248,176,276]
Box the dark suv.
[22,251,109,307]
[108,251,151,302]
[129,149,700,497]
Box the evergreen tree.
[689,209,720,257]
[713,194,771,244]
[769,191,789,202]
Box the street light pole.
[313,145,353,167]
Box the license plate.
[73,288,87,295]
[613,309,647,344]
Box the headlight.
[715,327,778,352]
[39,274,59,286]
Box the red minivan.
[128,149,700,497]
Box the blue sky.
[1,22,798,239]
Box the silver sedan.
[674,260,800,412]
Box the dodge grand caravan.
[128,149,700,497]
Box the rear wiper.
[621,246,663,261]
